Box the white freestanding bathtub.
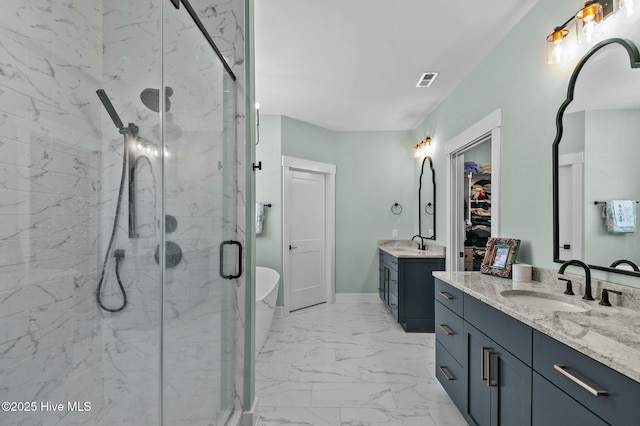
[255,266,279,358]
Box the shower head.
[140,86,173,112]
[96,89,124,131]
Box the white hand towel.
[256,202,266,235]
[605,200,636,233]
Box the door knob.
[289,245,298,250]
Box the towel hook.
[391,203,403,215]
[425,202,434,215]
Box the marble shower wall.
[99,1,163,423]
[0,1,105,425]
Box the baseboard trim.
[335,293,380,303]
[274,306,285,318]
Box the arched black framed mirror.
[553,38,640,278]
[418,155,436,241]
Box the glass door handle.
[219,240,243,279]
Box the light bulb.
[137,142,143,151]
[164,149,170,157]
[255,102,260,110]
[583,20,596,43]
[146,145,151,153]
[153,148,159,157]
[552,40,564,64]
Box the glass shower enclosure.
[0,1,239,424]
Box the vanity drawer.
[435,300,464,362]
[389,291,399,321]
[464,294,532,365]
[435,341,466,413]
[379,250,398,272]
[533,330,640,426]
[434,278,463,316]
[388,267,398,296]
[532,372,608,426]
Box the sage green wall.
[584,109,640,267]
[255,115,283,289]
[333,131,415,293]
[281,116,338,164]
[560,111,586,155]
[256,115,414,297]
[413,0,640,270]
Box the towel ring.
[391,203,403,215]
[425,203,434,215]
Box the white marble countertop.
[378,240,446,259]
[433,270,640,383]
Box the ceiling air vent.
[416,72,439,88]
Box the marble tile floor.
[255,302,467,426]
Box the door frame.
[445,109,502,272]
[558,152,583,260]
[282,156,336,316]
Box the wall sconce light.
[575,0,604,44]
[413,137,432,159]
[546,0,625,65]
[615,0,639,17]
[546,26,570,64]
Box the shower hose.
[96,134,128,313]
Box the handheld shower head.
[96,89,125,131]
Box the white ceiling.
[254,0,538,132]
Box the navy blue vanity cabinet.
[397,257,445,332]
[378,251,397,320]
[463,294,532,426]
[380,250,445,331]
[435,277,640,425]
[434,280,467,413]
[378,251,388,309]
[464,322,532,426]
[533,330,640,426]
[532,372,608,426]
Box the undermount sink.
[500,290,591,313]
[393,247,425,253]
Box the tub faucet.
[411,235,428,251]
[558,260,594,301]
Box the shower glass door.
[162,3,237,425]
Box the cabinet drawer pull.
[439,291,454,300]
[438,366,455,381]
[378,268,383,271]
[487,351,496,387]
[390,304,398,309]
[438,324,455,335]
[390,279,397,284]
[553,364,608,396]
[481,347,489,381]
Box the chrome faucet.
[558,260,594,301]
[411,235,428,251]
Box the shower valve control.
[114,249,125,260]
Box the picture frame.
[480,237,521,278]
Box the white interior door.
[558,153,583,260]
[288,170,326,311]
